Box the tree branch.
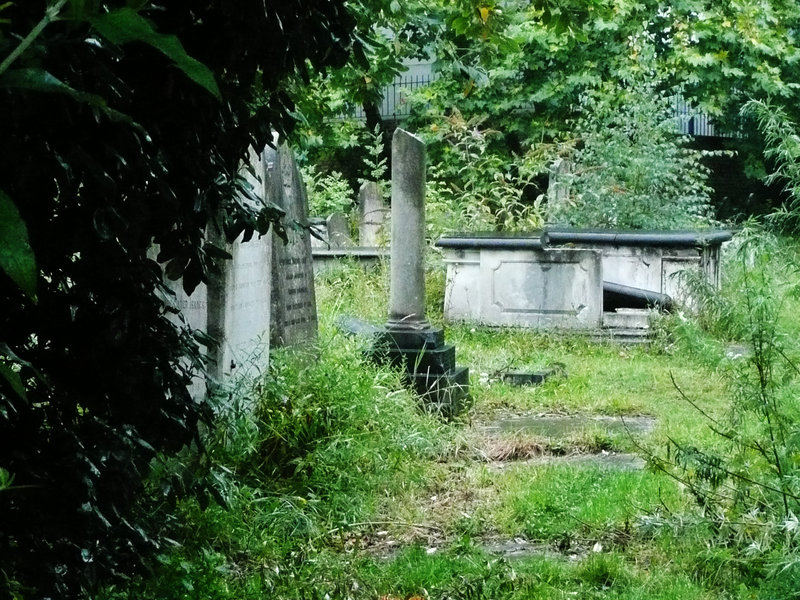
[0,0,69,76]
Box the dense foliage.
[660,228,800,594]
[296,0,800,227]
[0,2,357,597]
[549,75,716,229]
[102,336,453,599]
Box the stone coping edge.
[545,228,732,247]
[312,247,389,258]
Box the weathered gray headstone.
[266,140,318,347]
[160,146,272,395]
[207,146,272,382]
[388,129,428,329]
[206,236,272,382]
[309,218,328,248]
[358,181,388,247]
[326,212,353,248]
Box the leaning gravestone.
[326,212,354,248]
[265,140,318,347]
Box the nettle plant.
[654,227,800,589]
[424,111,546,237]
[302,165,354,217]
[302,124,388,219]
[743,99,800,233]
[550,79,717,230]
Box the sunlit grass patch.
[297,545,717,600]
[491,462,687,542]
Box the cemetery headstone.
[309,217,328,248]
[206,234,272,382]
[161,145,272,395]
[265,140,319,347]
[358,181,388,247]
[162,279,209,399]
[207,146,272,382]
[547,158,572,222]
[326,212,354,248]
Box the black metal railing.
[346,73,731,138]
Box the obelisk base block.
[371,327,470,417]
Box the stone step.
[591,327,654,344]
[602,308,652,329]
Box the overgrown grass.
[101,326,461,599]
[105,233,800,600]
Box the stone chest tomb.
[436,228,732,335]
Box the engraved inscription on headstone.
[266,140,318,346]
[163,281,209,399]
[207,230,271,382]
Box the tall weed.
[548,51,717,229]
[656,225,800,592]
[423,111,546,237]
[111,335,454,599]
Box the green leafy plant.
[0,1,359,597]
[358,123,389,199]
[108,335,454,600]
[303,165,354,217]
[424,111,546,237]
[653,226,800,590]
[549,75,717,229]
[743,99,800,232]
[359,123,388,184]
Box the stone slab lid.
[435,231,549,250]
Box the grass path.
[316,300,734,597]
[238,263,756,599]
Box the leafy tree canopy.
[296,0,800,217]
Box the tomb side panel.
[600,246,663,293]
[480,248,602,329]
[442,249,481,322]
[661,248,703,306]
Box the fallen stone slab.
[499,365,566,386]
[489,451,646,471]
[481,414,656,438]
